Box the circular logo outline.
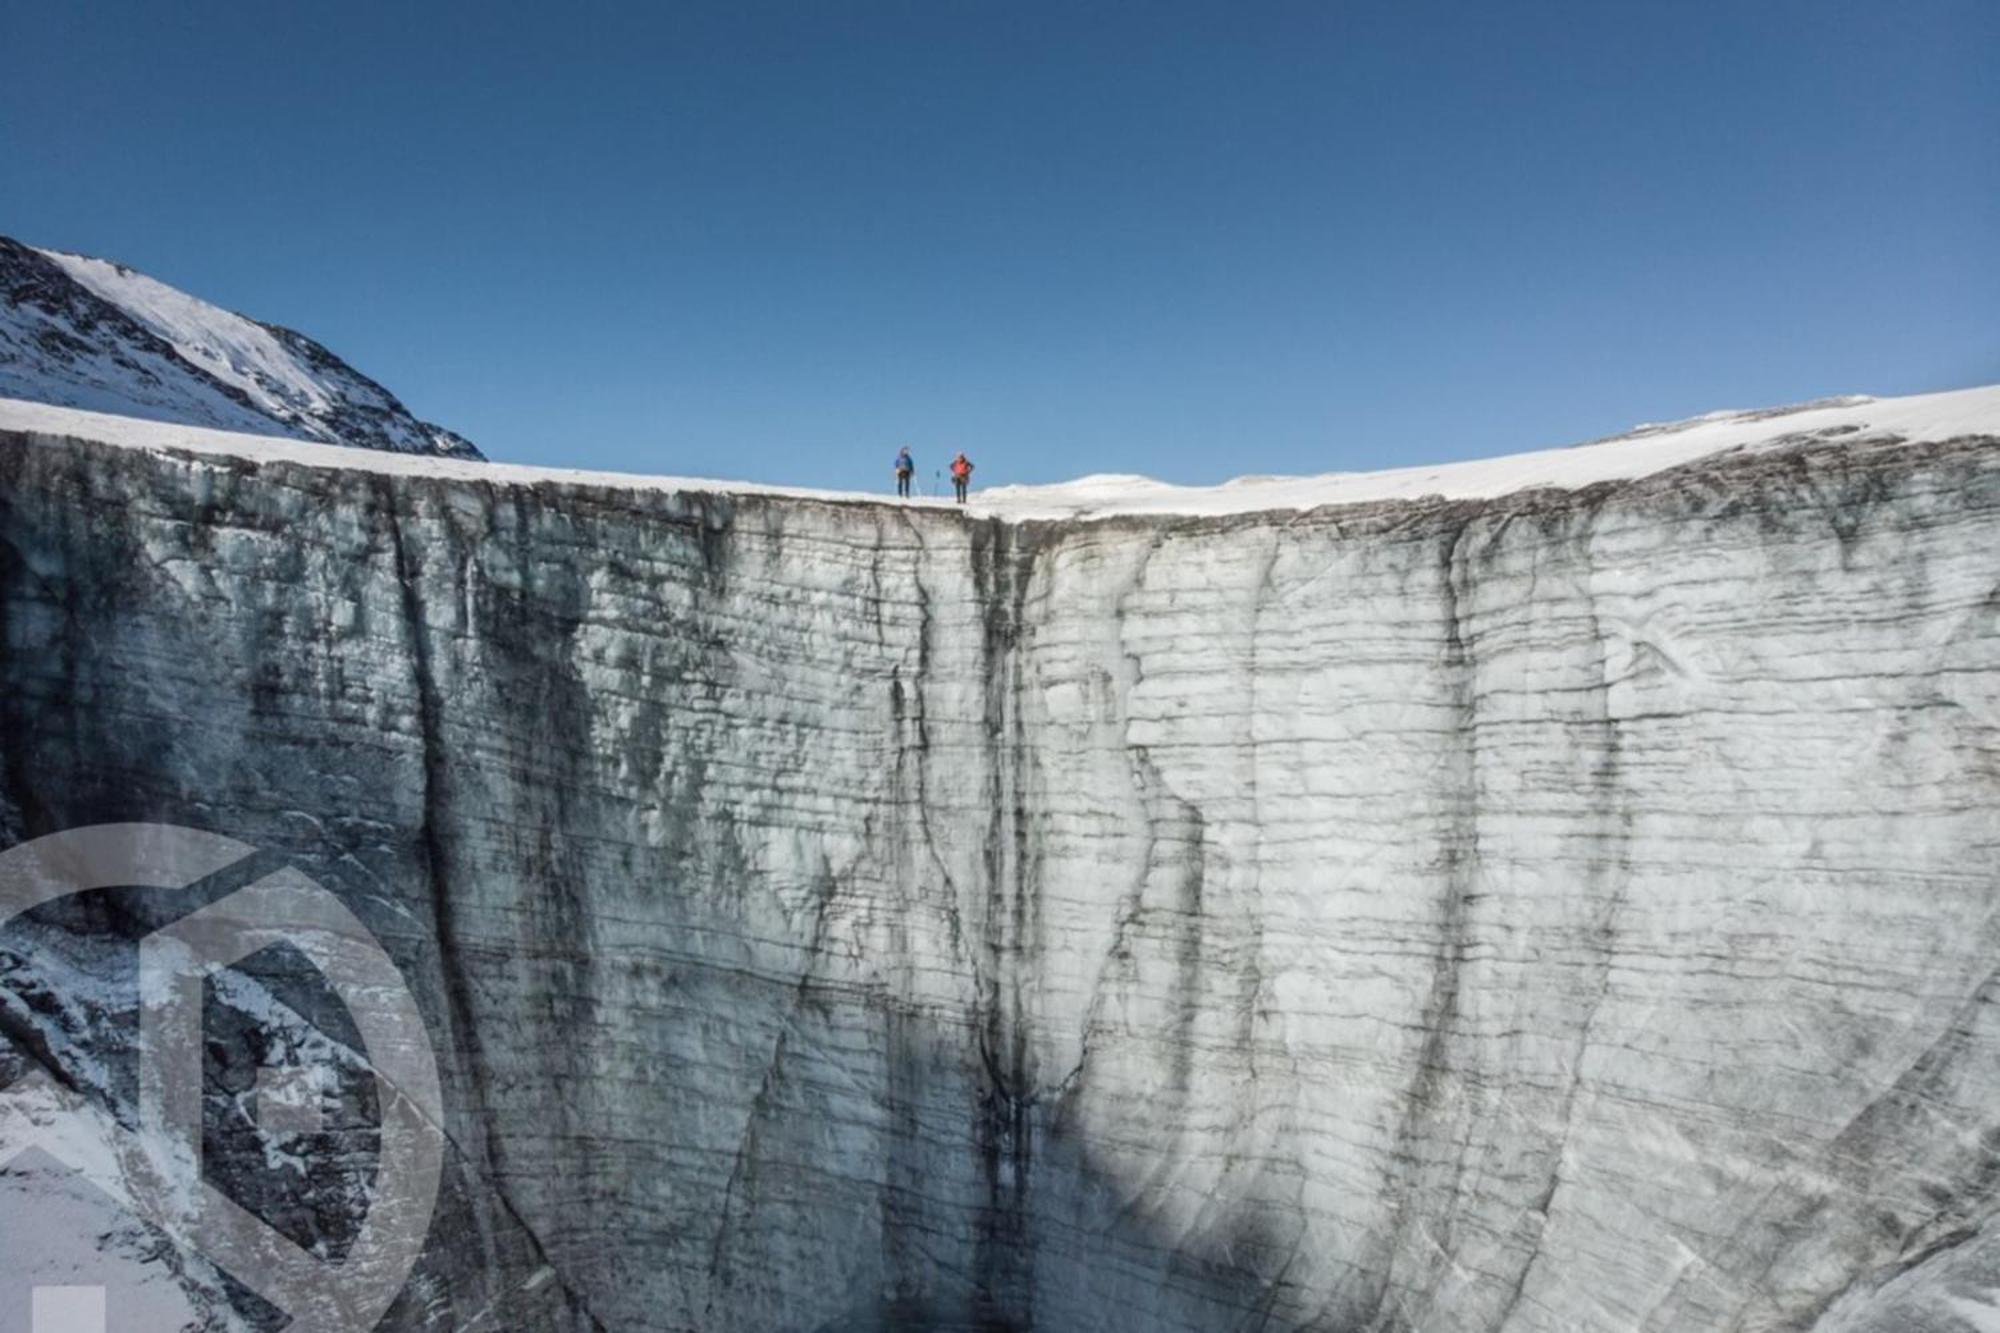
[0,824,444,1333]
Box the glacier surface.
[0,389,1996,1331]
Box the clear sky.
[4,1,1994,491]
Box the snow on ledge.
[2,386,1996,522]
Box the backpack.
[951,457,971,479]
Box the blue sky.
[4,1,1994,490]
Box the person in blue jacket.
[893,447,916,498]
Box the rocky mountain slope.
[0,388,1995,1331]
[0,236,480,458]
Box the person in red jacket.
[950,452,974,504]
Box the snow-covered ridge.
[0,236,479,458]
[980,385,2000,515]
[2,381,1997,519]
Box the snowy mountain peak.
[1603,393,1880,444]
[0,235,480,459]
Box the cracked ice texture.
[0,409,1997,1331]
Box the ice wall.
[0,418,1997,1332]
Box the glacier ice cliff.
[0,394,1997,1331]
